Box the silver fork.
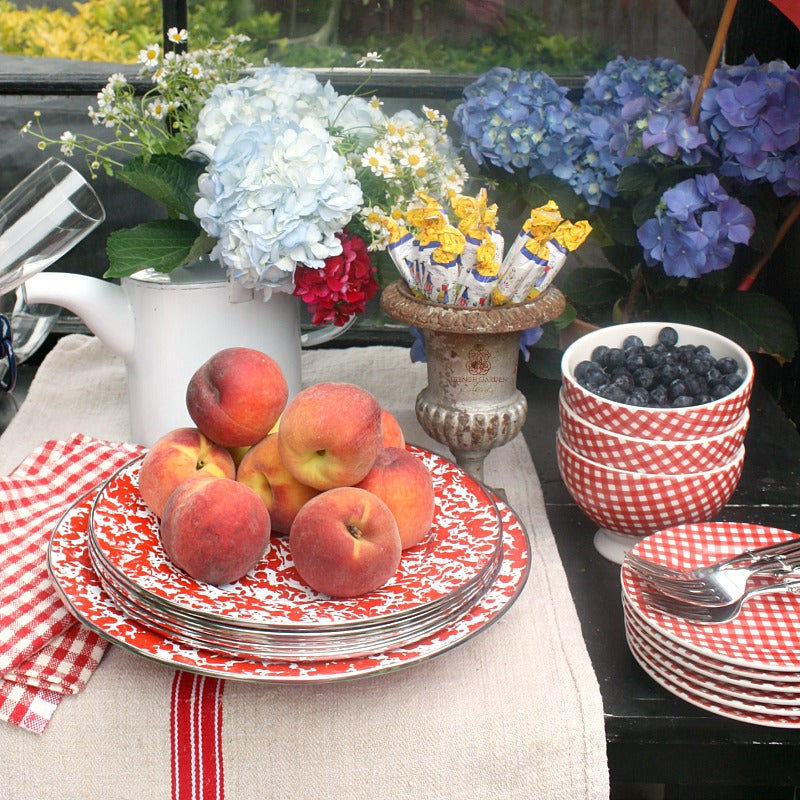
[640,576,800,624]
[627,553,800,606]
[625,536,800,583]
[624,539,800,606]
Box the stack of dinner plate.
[85,446,505,663]
[620,521,800,729]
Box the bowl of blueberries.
[557,322,752,563]
[560,322,753,441]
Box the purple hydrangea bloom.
[519,327,544,361]
[636,175,755,279]
[699,57,800,197]
[568,57,706,206]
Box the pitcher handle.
[301,313,358,347]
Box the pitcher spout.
[23,272,135,361]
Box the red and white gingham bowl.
[558,390,750,474]
[561,322,753,441]
[556,431,745,538]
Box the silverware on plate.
[624,537,800,606]
[640,576,800,624]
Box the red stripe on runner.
[170,671,225,800]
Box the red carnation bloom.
[293,232,379,326]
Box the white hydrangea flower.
[194,116,363,293]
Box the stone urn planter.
[380,279,566,482]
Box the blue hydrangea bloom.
[637,174,755,278]
[454,67,575,179]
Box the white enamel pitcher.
[24,257,352,446]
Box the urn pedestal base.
[380,280,566,482]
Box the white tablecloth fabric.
[0,334,608,799]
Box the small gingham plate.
[625,612,800,700]
[621,522,800,671]
[625,621,800,728]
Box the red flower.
[293,232,379,326]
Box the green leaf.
[525,343,563,380]
[593,206,639,247]
[552,304,578,331]
[560,267,628,306]
[116,155,206,220]
[104,220,209,278]
[632,192,663,227]
[713,292,798,364]
[658,291,798,364]
[524,174,582,219]
[616,163,658,196]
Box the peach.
[380,408,406,449]
[355,447,436,549]
[160,476,271,585]
[277,382,382,491]
[138,427,235,518]
[289,486,401,598]
[186,347,288,448]
[236,433,320,535]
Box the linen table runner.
[0,334,609,800]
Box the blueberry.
[604,348,626,370]
[613,372,635,393]
[690,354,714,375]
[658,326,679,348]
[591,345,609,364]
[668,379,689,401]
[659,363,679,383]
[710,382,732,399]
[650,384,669,406]
[598,384,628,403]
[724,373,744,391]
[574,360,595,382]
[627,387,650,406]
[634,367,656,389]
[671,395,696,408]
[623,335,644,350]
[625,349,647,371]
[695,393,713,405]
[684,374,709,396]
[716,357,739,375]
[645,348,666,368]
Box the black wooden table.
[518,367,800,800]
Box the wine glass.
[0,158,105,390]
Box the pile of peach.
[137,347,435,598]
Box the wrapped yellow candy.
[553,219,592,252]
[450,188,498,237]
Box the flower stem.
[690,0,739,122]
[621,264,645,322]
[738,197,800,291]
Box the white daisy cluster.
[26,30,254,176]
[355,106,469,250]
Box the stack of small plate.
[621,522,800,728]
[84,446,506,663]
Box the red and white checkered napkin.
[0,433,144,734]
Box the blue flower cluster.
[699,57,800,197]
[636,174,755,278]
[453,66,575,179]
[455,57,707,210]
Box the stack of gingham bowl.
[556,322,753,563]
